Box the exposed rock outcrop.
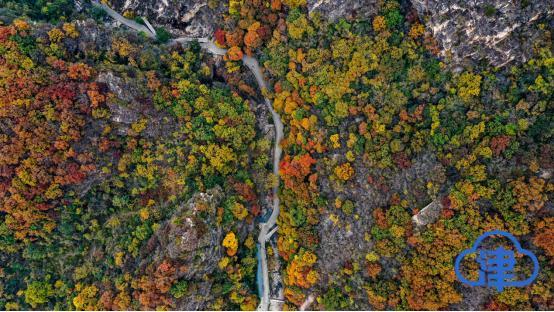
[107,0,224,37]
[307,0,379,21]
[411,0,554,67]
[308,0,553,67]
[96,68,179,138]
[142,187,224,280]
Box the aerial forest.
[0,0,552,310]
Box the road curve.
[173,36,283,312]
[92,3,284,310]
[91,1,156,38]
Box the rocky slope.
[150,187,224,279]
[307,0,553,67]
[104,0,553,67]
[107,0,224,37]
[307,0,379,21]
[140,187,225,310]
[411,0,554,67]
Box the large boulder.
[411,0,554,67]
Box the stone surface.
[108,0,224,37]
[411,0,554,67]
[308,0,553,67]
[138,186,225,311]
[153,187,223,279]
[307,0,379,21]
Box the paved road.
[178,41,284,310]
[182,41,284,311]
[92,1,156,38]
[92,4,284,310]
[174,36,284,311]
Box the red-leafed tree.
[0,23,105,240]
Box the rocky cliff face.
[144,187,224,280]
[308,0,553,67]
[307,0,379,21]
[411,0,554,67]
[106,0,552,67]
[108,0,224,37]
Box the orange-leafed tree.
[0,23,105,240]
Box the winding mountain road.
[174,35,284,312]
[92,1,156,38]
[92,2,284,310]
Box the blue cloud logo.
[454,230,540,291]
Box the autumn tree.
[0,22,104,239]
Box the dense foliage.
[253,1,553,309]
[0,0,552,310]
[0,18,269,310]
[0,0,74,22]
